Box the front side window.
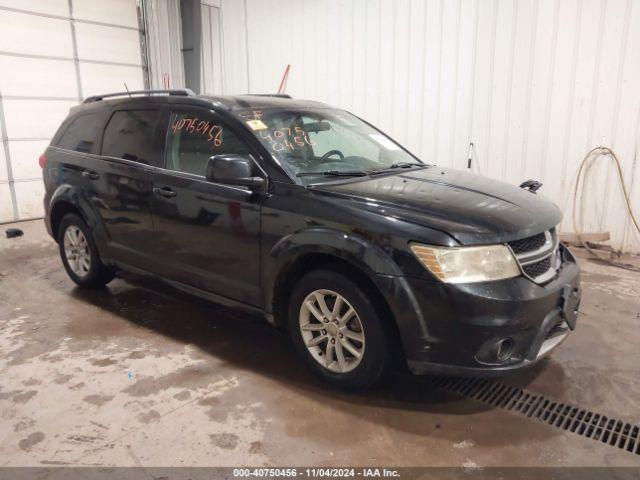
[165,111,251,176]
[101,109,161,164]
[237,108,421,181]
[56,112,102,154]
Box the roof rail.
[246,94,292,99]
[83,89,195,103]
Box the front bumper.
[373,244,581,376]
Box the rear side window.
[56,112,102,154]
[101,110,161,164]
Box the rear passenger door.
[83,107,161,270]
[148,106,263,306]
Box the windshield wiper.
[369,162,426,175]
[389,162,425,168]
[297,163,426,178]
[296,170,369,177]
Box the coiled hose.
[572,146,640,272]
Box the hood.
[311,166,562,245]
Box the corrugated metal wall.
[144,0,185,91]
[150,0,640,253]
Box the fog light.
[496,338,514,362]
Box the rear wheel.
[58,214,114,288]
[288,269,393,389]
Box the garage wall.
[5,1,637,253]
[143,0,224,94]
[211,0,640,254]
[0,0,147,223]
[144,0,184,91]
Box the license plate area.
[560,284,581,330]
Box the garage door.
[0,0,148,223]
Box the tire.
[288,269,393,389]
[58,213,115,288]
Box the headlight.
[410,243,520,283]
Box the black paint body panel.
[312,166,563,245]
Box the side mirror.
[519,179,543,193]
[205,154,265,189]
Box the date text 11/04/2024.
[232,468,401,477]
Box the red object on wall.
[277,65,291,94]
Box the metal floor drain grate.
[427,376,640,456]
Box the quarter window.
[56,112,102,154]
[101,110,161,164]
[165,111,252,176]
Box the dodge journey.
[42,90,581,388]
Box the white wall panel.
[0,184,12,219]
[420,0,445,164]
[0,141,7,182]
[79,63,144,97]
[616,0,640,251]
[72,0,140,28]
[0,0,69,17]
[14,180,44,219]
[8,140,49,180]
[0,10,74,58]
[210,0,640,253]
[75,22,142,64]
[0,56,77,98]
[200,4,224,94]
[219,0,247,94]
[1,100,74,139]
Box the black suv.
[42,89,581,388]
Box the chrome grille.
[508,229,560,284]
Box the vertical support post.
[137,0,151,90]
[244,0,250,93]
[180,0,202,94]
[68,0,84,102]
[0,88,18,221]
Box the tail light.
[39,153,46,169]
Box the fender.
[48,183,110,258]
[262,226,404,314]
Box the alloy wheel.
[298,289,365,373]
[63,226,91,278]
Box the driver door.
[149,106,264,306]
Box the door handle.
[82,171,100,180]
[153,187,177,198]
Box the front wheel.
[58,213,114,288]
[288,269,393,389]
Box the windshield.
[236,108,423,181]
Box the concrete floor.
[1,219,639,468]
